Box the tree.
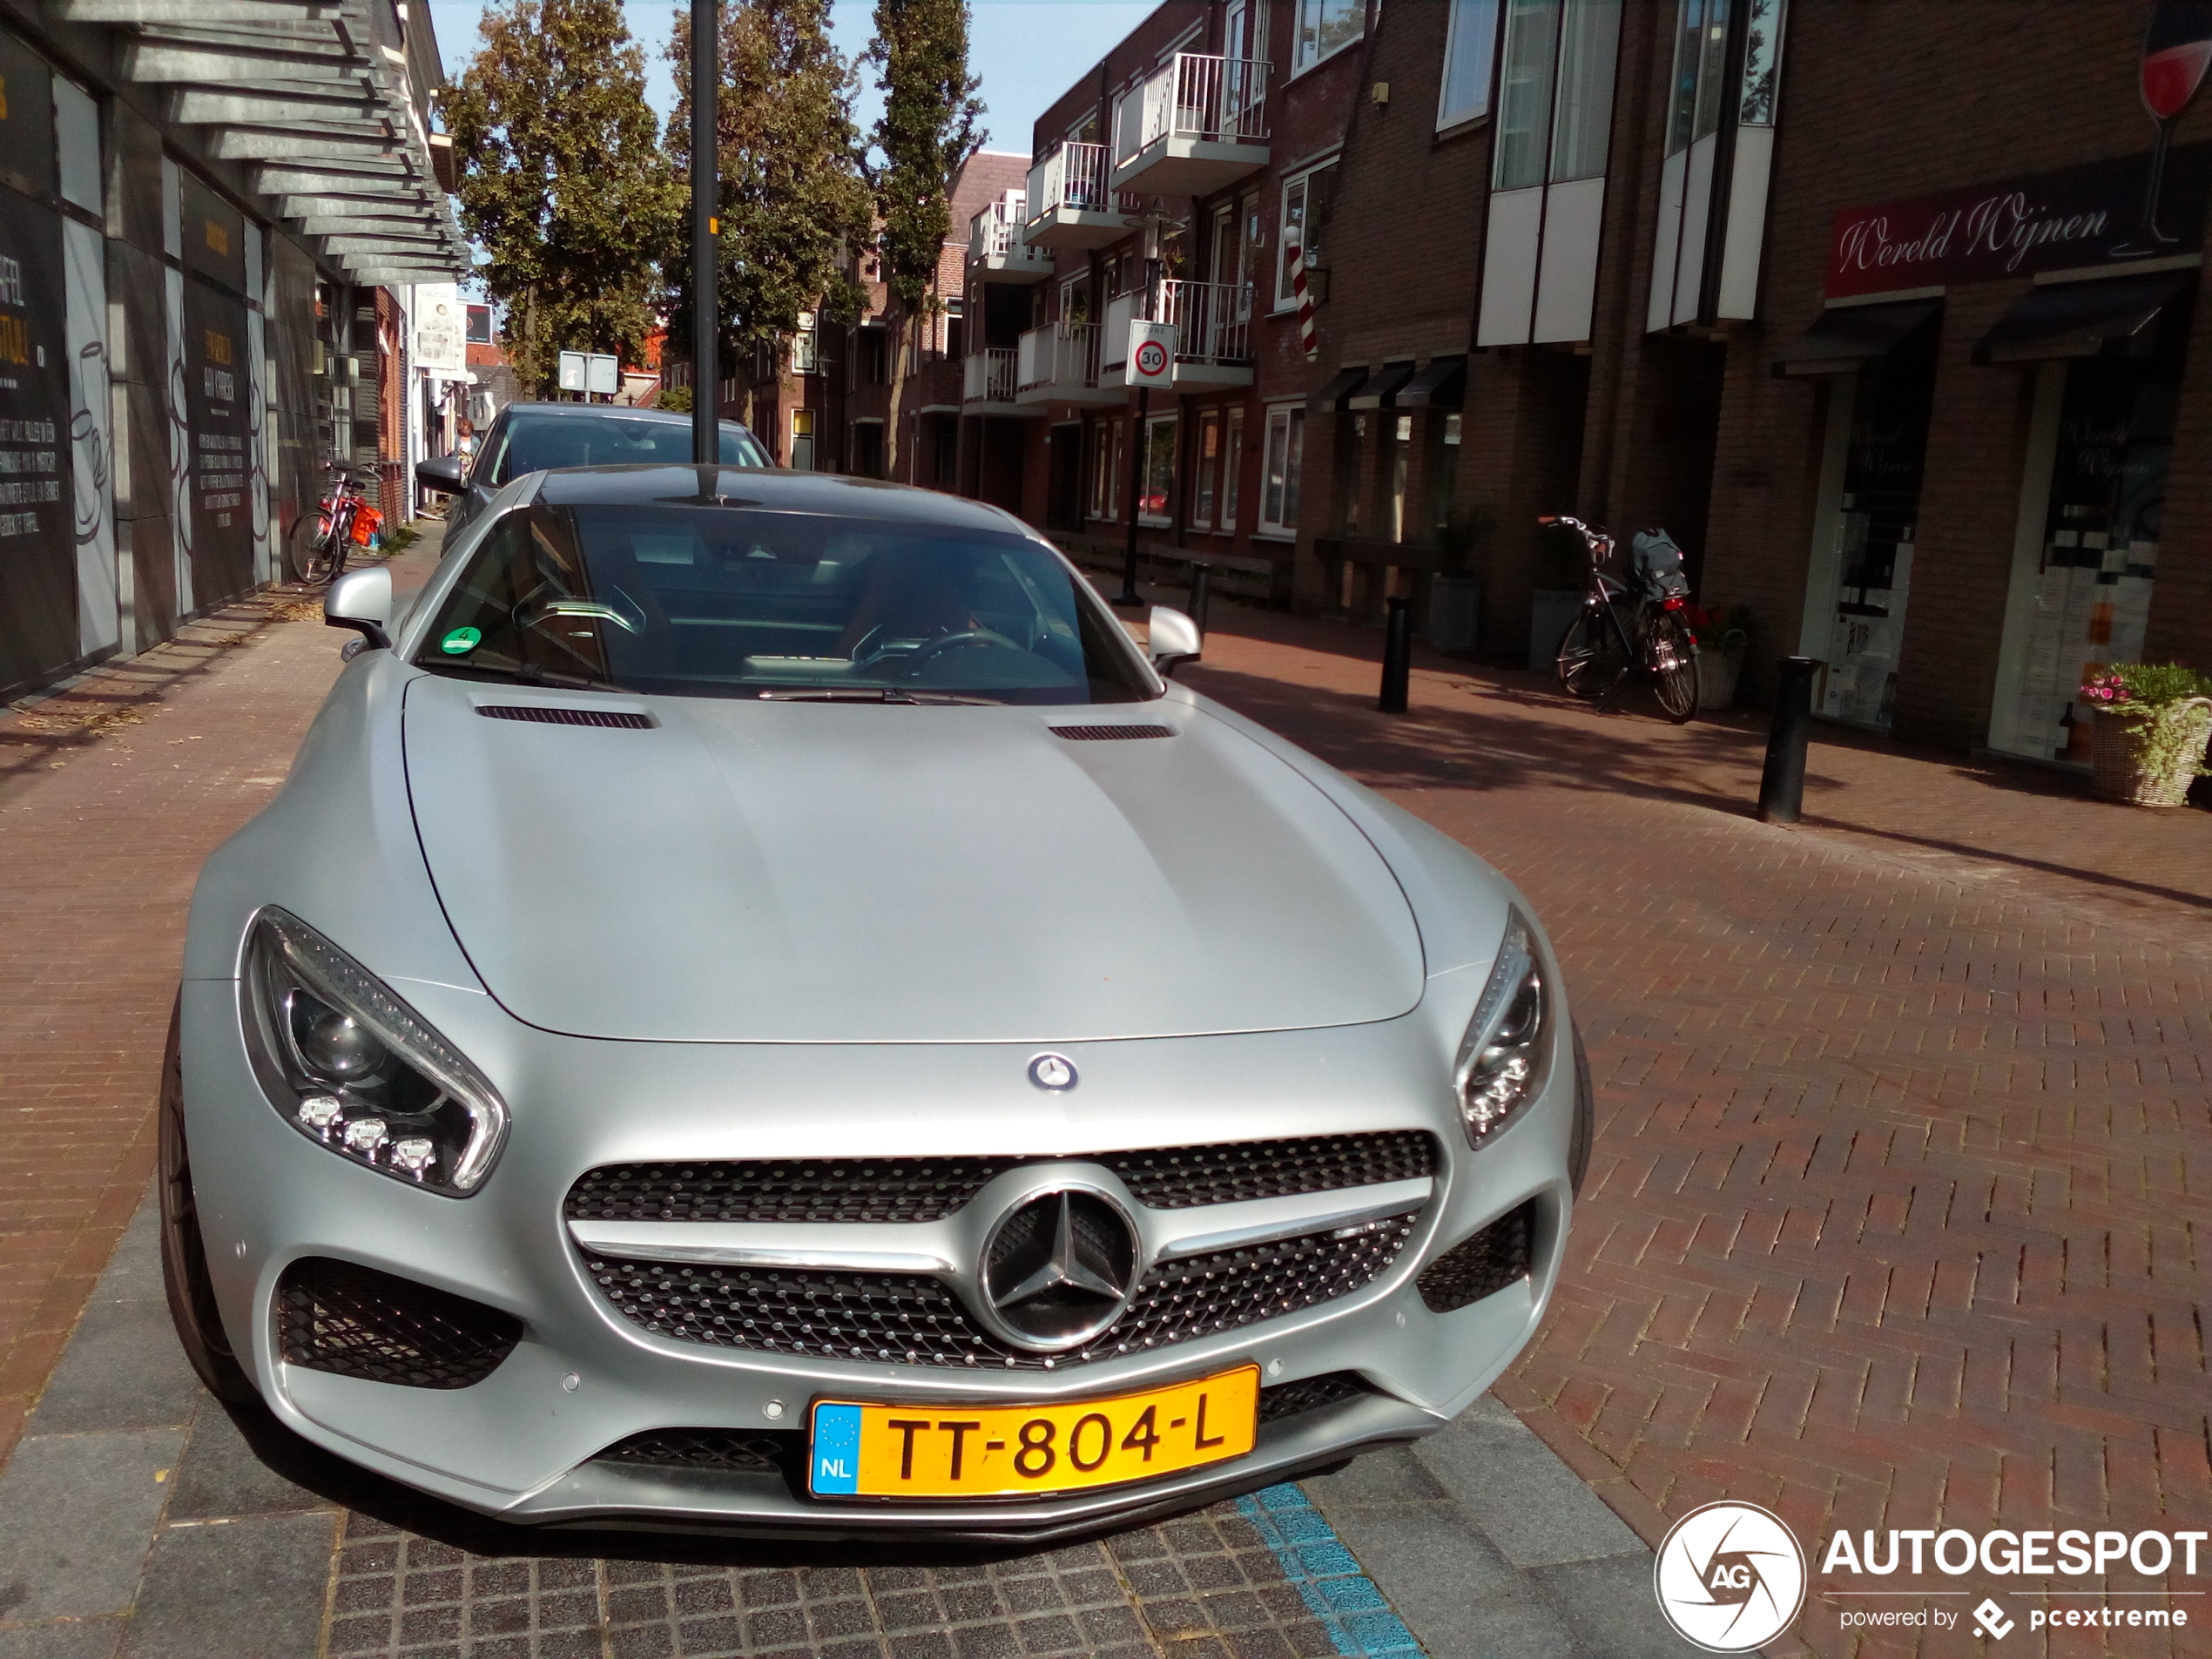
[444,0,674,395]
[668,0,874,408]
[865,0,983,476]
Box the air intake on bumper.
[277,1256,523,1388]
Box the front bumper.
[179,968,1575,1535]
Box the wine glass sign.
[2117,0,2212,253]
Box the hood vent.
[476,705,656,730]
[1049,724,1175,741]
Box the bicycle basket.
[1629,529,1691,601]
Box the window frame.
[1274,158,1339,312]
[1258,402,1305,536]
[1292,0,1366,77]
[1138,411,1178,528]
[1223,406,1245,531]
[1193,408,1222,530]
[1436,0,1503,132]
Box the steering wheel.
[902,627,1021,675]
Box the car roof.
[500,401,752,430]
[531,464,1035,534]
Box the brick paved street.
[1,563,2208,1656]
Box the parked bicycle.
[293,462,382,586]
[1541,514,1701,724]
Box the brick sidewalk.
[0,538,442,1466]
[1176,608,2212,1658]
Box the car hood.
[401,676,1423,1043]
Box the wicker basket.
[2090,698,2212,807]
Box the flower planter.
[2090,698,2212,807]
[1696,642,1745,710]
[1426,574,1480,655]
[1529,590,1581,673]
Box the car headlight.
[240,907,508,1194]
[1453,909,1553,1147]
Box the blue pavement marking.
[1238,1482,1427,1658]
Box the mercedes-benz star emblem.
[1028,1053,1077,1090]
[979,1188,1137,1352]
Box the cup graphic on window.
[2114,0,2212,255]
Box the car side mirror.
[326,566,393,652]
[415,454,466,494]
[1148,606,1201,678]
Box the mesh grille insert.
[1257,1372,1372,1423]
[476,705,656,729]
[566,1133,1438,1225]
[1048,725,1176,741]
[591,1427,803,1475]
[277,1256,522,1388]
[582,1211,1420,1370]
[1416,1201,1536,1313]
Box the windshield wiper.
[430,658,617,692]
[752,687,1002,705]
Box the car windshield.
[491,415,766,482]
[412,502,1158,705]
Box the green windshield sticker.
[440,626,482,656]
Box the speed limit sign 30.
[1128,320,1177,386]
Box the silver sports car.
[165,463,1590,1539]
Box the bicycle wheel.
[1557,606,1631,702]
[1647,610,1701,724]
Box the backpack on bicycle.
[1629,529,1691,602]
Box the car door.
[446,410,510,537]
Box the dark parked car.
[416,401,772,538]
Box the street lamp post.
[690,0,718,466]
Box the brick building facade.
[953,0,2210,761]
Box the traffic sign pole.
[1116,386,1149,608]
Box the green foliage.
[2082,663,2212,785]
[866,0,983,315]
[667,0,874,376]
[655,384,693,414]
[2105,661,2212,711]
[445,0,675,396]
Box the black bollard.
[1757,656,1820,824]
[1187,562,1212,643]
[1379,595,1412,713]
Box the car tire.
[157,994,259,1404]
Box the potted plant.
[1528,520,1585,671]
[1427,505,1494,656]
[1687,602,1753,710]
[2079,663,2212,808]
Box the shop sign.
[0,177,78,693]
[1826,144,2210,298]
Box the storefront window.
[1993,344,2182,762]
[1388,414,1413,543]
[1816,325,1937,728]
[1139,413,1177,525]
[1262,405,1303,532]
[1223,407,1244,529]
[1194,409,1220,529]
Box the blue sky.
[420,0,1154,160]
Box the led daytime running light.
[1453,910,1553,1149]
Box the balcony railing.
[962,347,1018,403]
[968,189,1028,260]
[1028,141,1113,219]
[1160,279,1253,365]
[1017,320,1103,392]
[1114,53,1270,167]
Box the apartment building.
[961,0,2210,761]
[956,0,1374,604]
[0,0,465,702]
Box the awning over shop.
[1394,355,1466,408]
[1308,366,1367,412]
[1771,299,1942,376]
[1345,361,1416,410]
[58,0,471,286]
[1972,271,2194,365]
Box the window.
[464,304,494,345]
[790,408,816,469]
[860,329,888,385]
[1494,0,1622,187]
[1295,0,1363,71]
[1062,275,1092,325]
[1277,162,1338,307]
[791,313,819,374]
[943,299,965,361]
[1260,405,1303,532]
[1426,412,1462,531]
[1194,409,1221,529]
[1139,415,1177,525]
[1738,0,1787,125]
[1223,407,1244,530]
[932,416,958,486]
[1388,413,1413,543]
[1089,420,1123,520]
[851,420,885,478]
[1334,412,1366,535]
[1437,0,1502,130]
[1665,0,1731,157]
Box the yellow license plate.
[808,1365,1259,1500]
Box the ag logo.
[1653,1501,1806,1652]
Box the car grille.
[564,1132,1439,1225]
[277,1256,523,1389]
[1415,1201,1536,1312]
[586,1374,1373,1480]
[580,1211,1420,1370]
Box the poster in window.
[0,179,78,694]
[183,272,253,604]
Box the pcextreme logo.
[1653,1501,1809,1652]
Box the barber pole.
[1288,239,1318,361]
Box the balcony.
[968,189,1055,283]
[1016,321,1121,407]
[961,347,1043,416]
[1023,142,1137,250]
[1109,54,1270,197]
[1102,283,1254,392]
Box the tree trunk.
[883,299,910,482]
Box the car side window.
[476,423,511,489]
